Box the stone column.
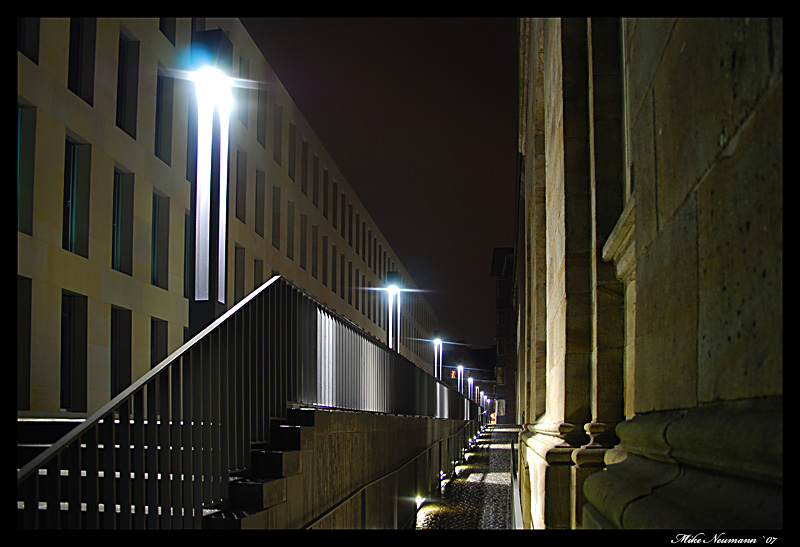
[570,17,626,528]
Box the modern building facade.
[514,17,782,529]
[17,17,439,418]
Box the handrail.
[17,276,479,529]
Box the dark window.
[17,105,36,235]
[236,151,247,223]
[254,259,263,291]
[63,139,90,258]
[110,306,132,398]
[311,225,318,279]
[312,156,319,207]
[68,18,96,105]
[154,67,174,164]
[287,201,295,260]
[151,193,169,289]
[288,123,296,181]
[112,169,134,275]
[257,88,267,148]
[300,140,308,195]
[116,32,139,138]
[238,57,249,127]
[255,170,265,237]
[18,276,32,410]
[322,236,329,286]
[323,170,329,219]
[61,291,88,411]
[234,245,245,303]
[271,186,281,250]
[17,17,40,64]
[300,214,307,270]
[150,317,168,368]
[159,18,176,45]
[273,104,282,165]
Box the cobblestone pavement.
[415,424,522,530]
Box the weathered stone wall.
[516,17,782,529]
[251,409,474,529]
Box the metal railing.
[17,276,479,529]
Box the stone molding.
[602,195,635,282]
[582,397,782,528]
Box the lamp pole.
[433,338,443,379]
[190,65,233,304]
[386,271,401,352]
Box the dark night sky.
[240,17,519,349]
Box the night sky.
[240,17,519,349]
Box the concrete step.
[252,448,301,479]
[272,423,313,451]
[228,475,287,512]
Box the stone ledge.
[583,397,783,528]
[617,397,782,484]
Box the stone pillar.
[570,18,627,528]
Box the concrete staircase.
[202,407,315,529]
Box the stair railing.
[17,276,479,529]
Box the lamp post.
[433,337,443,379]
[387,283,400,351]
[468,376,474,401]
[457,364,464,394]
[385,271,401,352]
[190,65,233,304]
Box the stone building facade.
[17,17,439,417]
[514,18,781,529]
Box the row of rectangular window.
[17,275,171,411]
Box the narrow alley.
[416,424,522,530]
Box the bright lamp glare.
[387,284,399,296]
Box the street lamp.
[457,364,464,394]
[433,337,443,379]
[189,65,233,304]
[468,376,474,400]
[385,271,402,352]
[386,283,400,351]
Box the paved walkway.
[415,424,522,530]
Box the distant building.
[491,247,516,424]
[17,17,439,416]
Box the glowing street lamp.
[457,364,464,394]
[385,271,402,352]
[189,65,233,303]
[386,283,400,351]
[468,376,474,400]
[433,337,443,379]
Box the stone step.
[272,424,313,451]
[228,475,287,512]
[252,449,301,479]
